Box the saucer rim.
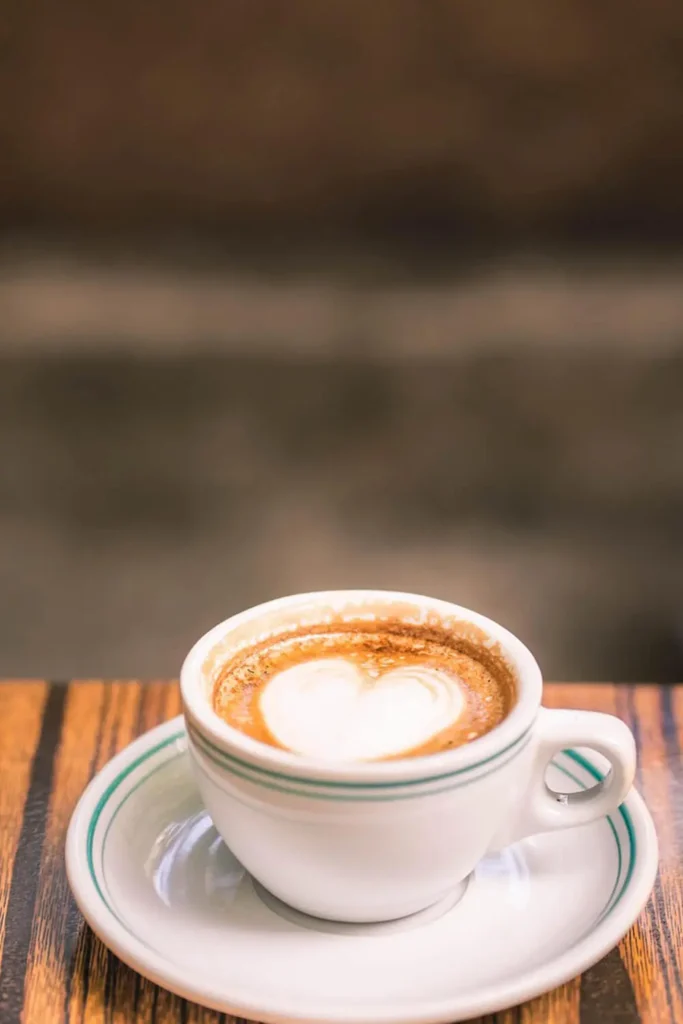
[66,716,659,1024]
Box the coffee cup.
[180,590,636,923]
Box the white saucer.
[66,717,658,1024]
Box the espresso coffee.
[210,613,516,762]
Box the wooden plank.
[21,682,130,1023]
[0,684,65,1022]
[0,683,48,966]
[5,680,184,1024]
[66,682,146,1024]
[615,685,682,1024]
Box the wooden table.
[0,681,679,1024]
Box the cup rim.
[180,589,543,784]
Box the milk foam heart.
[259,658,465,761]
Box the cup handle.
[491,707,637,849]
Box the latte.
[209,613,516,762]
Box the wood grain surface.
[0,681,676,1024]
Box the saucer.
[66,717,658,1023]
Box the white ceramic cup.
[180,590,636,924]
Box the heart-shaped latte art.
[259,658,465,761]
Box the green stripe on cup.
[188,723,534,800]
[184,718,534,791]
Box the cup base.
[252,875,471,936]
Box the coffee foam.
[259,658,466,761]
[206,597,517,760]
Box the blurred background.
[2,1,683,680]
